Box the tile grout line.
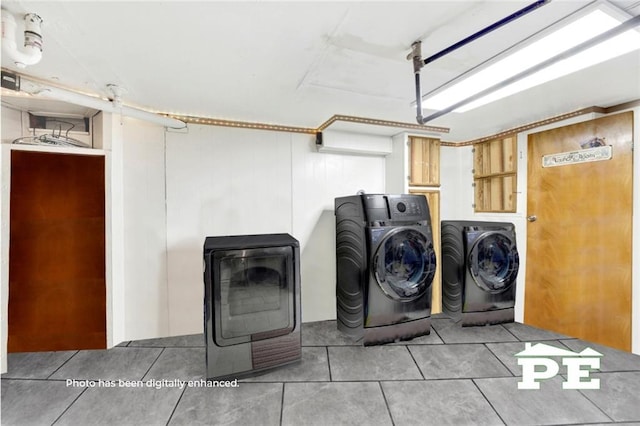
[377,381,397,426]
[499,323,519,340]
[405,345,426,380]
[164,385,189,426]
[46,350,80,380]
[470,378,508,426]
[50,384,90,425]
[278,382,286,426]
[140,347,167,381]
[325,346,333,382]
[575,382,617,424]
[430,322,445,344]
[483,343,516,377]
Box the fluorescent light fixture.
[422,3,640,113]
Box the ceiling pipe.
[419,13,640,124]
[409,0,551,124]
[424,0,550,67]
[1,9,43,68]
[19,78,187,129]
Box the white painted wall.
[290,134,385,323]
[120,118,170,340]
[0,107,22,372]
[440,145,473,220]
[164,125,386,334]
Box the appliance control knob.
[396,202,407,213]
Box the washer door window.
[374,228,436,301]
[212,247,295,347]
[468,232,519,293]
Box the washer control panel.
[362,194,430,223]
[388,196,427,221]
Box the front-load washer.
[335,193,437,345]
[441,221,519,326]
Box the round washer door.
[373,228,436,301]
[468,232,519,293]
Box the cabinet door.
[473,136,517,212]
[9,150,106,352]
[409,189,441,314]
[409,136,440,186]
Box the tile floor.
[2,315,640,426]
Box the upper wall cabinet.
[386,133,441,193]
[473,135,517,213]
[409,136,440,187]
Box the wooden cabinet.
[473,135,517,212]
[387,133,442,313]
[408,188,441,314]
[409,136,440,186]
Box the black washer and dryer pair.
[335,193,437,345]
[441,221,520,326]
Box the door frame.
[517,109,639,354]
[0,111,125,373]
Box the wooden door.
[524,112,633,351]
[9,150,106,352]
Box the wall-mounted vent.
[316,130,393,156]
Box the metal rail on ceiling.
[416,13,640,124]
[409,0,551,124]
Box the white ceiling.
[2,0,640,142]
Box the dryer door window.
[374,228,436,301]
[468,232,519,293]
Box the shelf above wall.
[317,115,449,137]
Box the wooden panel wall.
[473,136,517,212]
[410,137,440,186]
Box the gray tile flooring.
[2,314,640,426]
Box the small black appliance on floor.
[335,193,437,345]
[441,221,519,326]
[203,233,301,379]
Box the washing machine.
[335,193,437,345]
[441,221,519,326]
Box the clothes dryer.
[335,194,437,345]
[441,221,519,326]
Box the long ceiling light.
[422,4,640,113]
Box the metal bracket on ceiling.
[106,84,127,108]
